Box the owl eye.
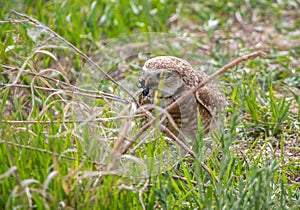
[156,71,173,80]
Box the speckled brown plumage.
[138,56,227,146]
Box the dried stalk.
[0,83,128,104]
[11,11,137,104]
[2,114,144,124]
[1,64,131,104]
[0,19,30,24]
[166,51,267,113]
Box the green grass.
[1,0,300,209]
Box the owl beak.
[142,87,150,96]
[139,79,150,96]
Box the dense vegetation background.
[0,0,299,209]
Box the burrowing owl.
[138,56,227,146]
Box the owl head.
[139,56,190,98]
